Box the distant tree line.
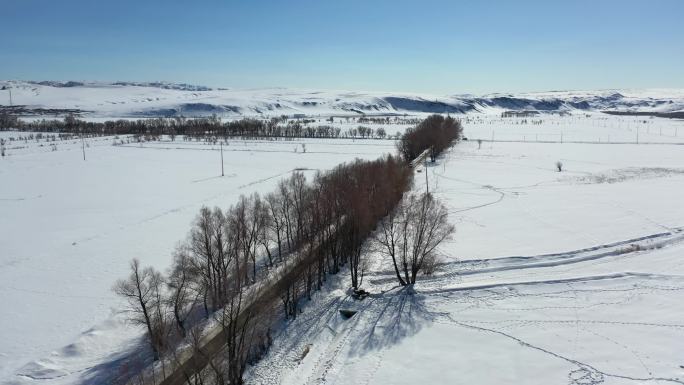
[603,110,684,120]
[0,132,85,158]
[353,116,421,125]
[397,114,463,162]
[0,113,394,139]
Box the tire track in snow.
[437,314,684,385]
[368,228,684,287]
[420,272,684,295]
[301,295,382,385]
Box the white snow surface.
[1,108,684,385]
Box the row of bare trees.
[113,114,459,385]
[397,114,463,162]
[0,114,391,139]
[114,155,415,384]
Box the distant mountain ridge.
[1,80,683,118]
[26,80,213,91]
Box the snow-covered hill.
[1,80,683,119]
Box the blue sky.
[2,0,683,94]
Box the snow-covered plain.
[463,114,684,144]
[0,133,393,384]
[1,106,684,385]
[246,125,684,385]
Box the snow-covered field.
[2,111,684,385]
[246,124,684,385]
[435,140,684,258]
[464,114,684,144]
[0,133,393,384]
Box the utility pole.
[81,134,86,161]
[220,141,224,177]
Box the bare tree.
[166,245,196,338]
[230,195,262,283]
[188,207,221,316]
[113,259,167,360]
[344,220,367,291]
[287,171,309,244]
[248,194,268,278]
[374,199,410,286]
[374,193,454,285]
[255,195,274,267]
[265,192,286,261]
[219,264,253,385]
[277,179,294,251]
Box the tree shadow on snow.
[78,336,153,385]
[351,285,444,355]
